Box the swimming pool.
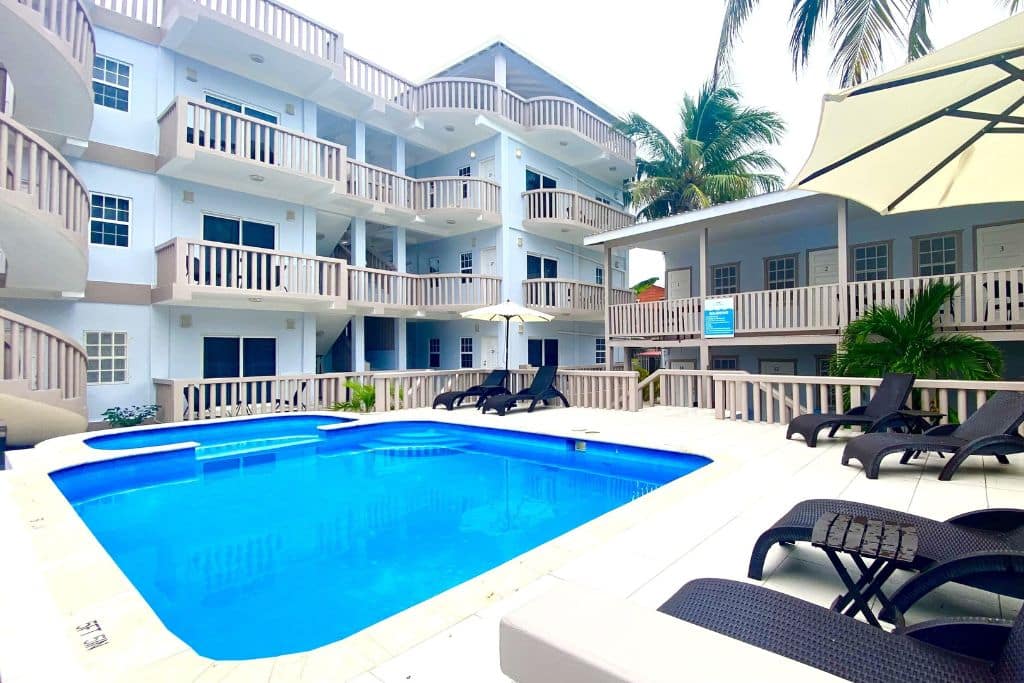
[53,419,710,659]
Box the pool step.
[195,435,322,460]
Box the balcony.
[157,97,347,207]
[0,0,95,142]
[608,268,1024,342]
[348,267,501,317]
[153,238,348,312]
[522,189,635,242]
[0,112,89,295]
[522,279,633,320]
[411,177,501,232]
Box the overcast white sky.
[292,0,1011,286]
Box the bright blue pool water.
[53,420,711,660]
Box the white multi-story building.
[0,0,636,441]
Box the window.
[765,254,797,290]
[851,242,890,281]
[93,55,130,111]
[595,337,606,365]
[711,263,739,295]
[460,252,473,274]
[204,94,278,123]
[428,338,440,368]
[90,194,130,247]
[202,337,276,378]
[915,233,959,276]
[460,337,473,368]
[458,165,471,199]
[595,266,604,285]
[711,356,738,371]
[528,338,559,366]
[85,331,127,384]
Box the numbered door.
[481,336,499,368]
[977,222,1024,270]
[666,267,692,299]
[808,248,839,286]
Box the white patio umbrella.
[461,300,553,370]
[791,13,1024,215]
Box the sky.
[290,0,1012,286]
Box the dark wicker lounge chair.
[659,578,1023,683]
[842,391,1024,480]
[432,370,509,410]
[747,499,1024,619]
[480,365,569,416]
[786,372,915,447]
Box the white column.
[393,226,407,273]
[393,137,406,175]
[494,52,507,88]
[837,198,849,326]
[395,319,407,370]
[354,120,366,162]
[351,316,366,372]
[603,245,613,370]
[698,227,708,299]
[350,218,367,267]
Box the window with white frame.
[765,255,797,290]
[460,337,473,368]
[460,252,473,274]
[90,194,130,247]
[712,263,739,295]
[595,266,604,285]
[458,165,471,199]
[428,338,440,368]
[85,331,127,384]
[92,55,130,111]
[851,242,890,281]
[595,337,606,364]
[711,356,738,371]
[916,233,959,276]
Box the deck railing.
[342,51,415,101]
[712,373,1024,427]
[522,278,632,315]
[734,284,843,334]
[347,267,501,309]
[155,367,639,421]
[412,177,501,215]
[93,0,162,25]
[158,98,347,182]
[190,0,339,61]
[345,159,413,209]
[609,297,703,338]
[16,0,96,81]
[0,307,87,402]
[0,112,90,246]
[636,369,724,410]
[522,189,634,234]
[155,238,348,300]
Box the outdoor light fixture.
[249,174,264,183]
[609,166,617,172]
[249,297,263,303]
[515,148,522,158]
[315,232,325,240]
[444,125,455,132]
[559,141,568,147]
[469,150,477,158]
[249,54,265,64]
[446,219,456,225]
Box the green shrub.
[102,405,160,428]
[332,380,375,412]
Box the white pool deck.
[0,406,1021,682]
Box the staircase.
[0,308,88,445]
[333,242,395,271]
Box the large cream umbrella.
[461,300,553,370]
[791,13,1024,214]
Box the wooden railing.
[522,189,634,234]
[347,267,501,309]
[522,279,632,315]
[734,284,843,333]
[0,307,87,402]
[412,177,501,215]
[0,112,90,246]
[155,238,347,300]
[15,0,96,81]
[155,367,639,421]
[158,97,346,182]
[190,0,339,61]
[346,158,413,209]
[712,373,1024,427]
[636,369,722,410]
[609,297,703,338]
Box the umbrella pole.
[504,315,510,370]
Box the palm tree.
[831,281,1002,381]
[618,83,786,220]
[713,0,1022,88]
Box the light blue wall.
[406,228,498,275]
[90,28,165,153]
[406,138,499,179]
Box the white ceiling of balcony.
[317,108,440,170]
[432,42,619,124]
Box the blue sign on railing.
[704,296,735,338]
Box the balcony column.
[837,198,850,327]
[393,137,406,175]
[699,227,708,299]
[393,226,407,273]
[351,218,367,267]
[354,120,366,162]
[351,315,366,372]
[698,226,710,404]
[395,320,407,370]
[603,245,613,370]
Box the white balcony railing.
[155,238,348,300]
[347,267,501,310]
[412,177,501,215]
[522,279,632,315]
[15,0,96,80]
[1,112,90,245]
[523,189,634,234]
[609,297,703,338]
[1,307,87,402]
[192,0,339,61]
[345,159,414,210]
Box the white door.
[808,248,839,285]
[666,268,692,299]
[480,247,497,276]
[759,359,797,375]
[977,222,1024,270]
[481,336,499,368]
[478,157,496,182]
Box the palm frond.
[905,0,934,61]
[829,0,906,86]
[995,0,1022,12]
[713,0,762,87]
[789,0,833,73]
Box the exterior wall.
[90,27,166,153]
[406,138,499,180]
[406,228,498,276]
